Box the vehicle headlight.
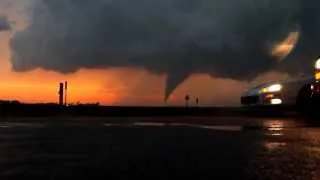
[315,58,320,80]
[315,58,320,70]
[260,84,283,93]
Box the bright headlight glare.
[268,84,282,92]
[316,59,320,69]
[270,98,282,105]
[261,84,282,93]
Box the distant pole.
[185,95,190,107]
[196,97,199,107]
[64,81,68,106]
[58,83,64,106]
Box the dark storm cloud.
[10,0,319,99]
[0,16,11,31]
[279,0,320,75]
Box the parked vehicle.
[241,75,313,112]
[311,58,320,108]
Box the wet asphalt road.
[1,116,320,180]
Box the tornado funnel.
[165,72,190,101]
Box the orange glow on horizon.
[0,69,120,104]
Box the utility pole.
[185,94,190,107]
[64,81,68,106]
[196,97,199,107]
[58,83,64,106]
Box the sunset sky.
[0,0,296,106]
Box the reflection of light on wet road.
[0,117,320,180]
[263,120,285,136]
[299,129,320,180]
[301,129,320,143]
[248,120,320,180]
[306,147,320,154]
[0,124,11,128]
[133,122,166,127]
[104,123,123,127]
[0,123,46,128]
[264,142,286,151]
[169,123,242,131]
[267,131,283,136]
[314,170,320,180]
[104,122,243,132]
[191,125,242,131]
